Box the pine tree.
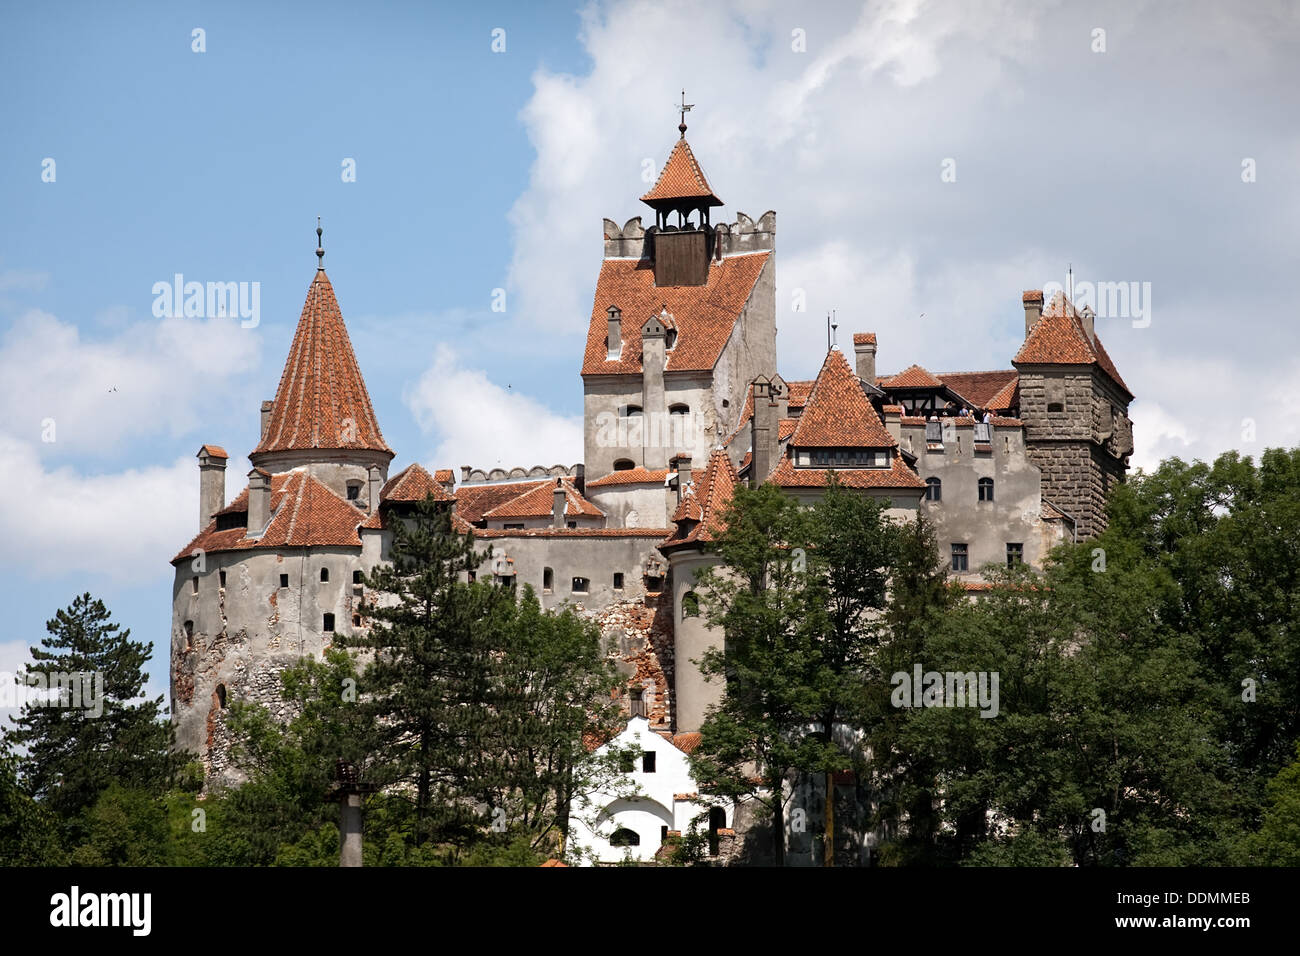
[3,593,178,829]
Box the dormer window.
[665,329,677,349]
[795,448,890,468]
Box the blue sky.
[2,0,1298,713]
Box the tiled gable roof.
[480,479,604,521]
[852,333,876,346]
[453,480,550,524]
[1014,291,1132,397]
[172,470,365,562]
[661,449,736,549]
[985,375,1019,410]
[381,464,452,503]
[878,364,945,390]
[433,469,454,485]
[586,467,671,488]
[935,370,1018,407]
[198,444,228,459]
[790,349,896,449]
[640,137,723,207]
[581,252,770,376]
[253,270,392,457]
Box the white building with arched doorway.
[569,716,733,864]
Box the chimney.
[552,479,567,528]
[673,455,692,504]
[1079,305,1096,346]
[750,378,781,489]
[461,465,472,484]
[606,305,622,359]
[260,400,274,440]
[247,468,271,536]
[853,334,877,385]
[197,445,228,529]
[641,309,669,470]
[1023,290,1043,336]
[367,465,383,515]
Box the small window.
[323,613,335,632]
[191,576,199,594]
[642,751,656,773]
[661,825,669,842]
[619,404,643,418]
[543,567,553,592]
[219,570,226,588]
[682,591,700,617]
[352,613,361,627]
[665,329,677,349]
[645,573,664,591]
[279,573,290,588]
[924,477,941,501]
[467,571,476,582]
[1047,402,1065,413]
[978,477,994,502]
[567,520,577,529]
[610,828,640,847]
[1007,543,1024,566]
[572,576,590,594]
[320,567,329,583]
[215,684,227,709]
[668,403,689,416]
[346,482,361,501]
[183,620,194,649]
[613,572,624,590]
[352,570,363,585]
[951,544,968,572]
[613,459,635,471]
[503,523,525,530]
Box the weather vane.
[678,89,693,136]
[316,216,324,269]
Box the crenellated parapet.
[601,210,776,262]
[460,463,585,485]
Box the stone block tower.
[1014,290,1134,538]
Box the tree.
[3,593,180,830]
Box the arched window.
[668,403,689,416]
[214,684,227,709]
[543,567,554,592]
[610,827,640,847]
[682,591,700,618]
[613,458,635,471]
[320,567,329,582]
[619,404,643,418]
[924,477,941,501]
[978,477,994,502]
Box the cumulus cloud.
[0,309,261,458]
[405,344,583,471]
[0,433,195,580]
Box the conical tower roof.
[252,269,392,458]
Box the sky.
[1,0,1298,713]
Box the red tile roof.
[433,469,454,485]
[878,364,945,390]
[790,349,897,449]
[381,464,452,503]
[253,270,392,458]
[935,370,1018,407]
[768,455,926,491]
[472,526,671,539]
[586,467,671,488]
[985,376,1019,410]
[671,732,703,755]
[661,449,737,549]
[640,137,723,207]
[481,478,604,520]
[1023,289,1044,304]
[198,444,228,459]
[1014,291,1131,397]
[581,252,770,376]
[852,333,877,346]
[173,470,365,562]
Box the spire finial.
[678,89,693,137]
[316,217,324,270]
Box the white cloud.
[0,309,261,457]
[405,344,583,471]
[0,433,195,580]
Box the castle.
[170,121,1133,861]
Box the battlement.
[602,211,776,261]
[459,463,584,486]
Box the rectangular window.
[613,572,624,590]
[543,567,553,592]
[323,613,335,632]
[642,752,656,773]
[503,523,524,530]
[951,544,968,572]
[572,576,590,593]
[1007,543,1024,566]
[279,573,289,588]
[352,570,363,585]
[219,570,226,588]
[191,576,198,594]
